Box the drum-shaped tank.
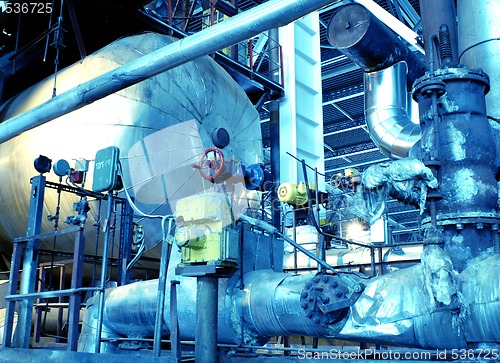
[0,32,263,275]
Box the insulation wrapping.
[237,270,331,339]
[348,158,437,224]
[335,248,499,348]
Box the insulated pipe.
[420,0,459,67]
[327,3,426,87]
[0,0,340,144]
[336,251,500,348]
[364,62,421,159]
[79,250,500,350]
[458,0,500,119]
[327,3,425,159]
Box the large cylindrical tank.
[458,0,500,119]
[457,0,500,176]
[0,32,262,276]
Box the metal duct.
[364,62,421,159]
[0,0,340,144]
[327,3,425,159]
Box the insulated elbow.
[364,62,421,159]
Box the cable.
[118,161,173,220]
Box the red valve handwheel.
[196,147,225,182]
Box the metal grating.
[324,127,371,150]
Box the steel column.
[118,200,134,286]
[2,242,23,347]
[170,280,181,362]
[195,276,218,363]
[95,193,115,353]
[67,226,86,351]
[419,0,458,67]
[12,175,46,348]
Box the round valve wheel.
[195,147,225,182]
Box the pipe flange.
[413,66,491,100]
[422,211,500,228]
[300,273,350,325]
[415,77,446,99]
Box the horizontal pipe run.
[5,287,102,300]
[0,0,339,144]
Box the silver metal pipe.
[455,1,500,188]
[83,250,500,350]
[95,193,114,353]
[458,0,500,115]
[195,276,218,363]
[0,0,339,144]
[237,270,330,338]
[364,62,421,159]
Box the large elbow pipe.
[326,3,426,86]
[327,3,425,159]
[364,62,421,159]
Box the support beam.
[354,0,424,54]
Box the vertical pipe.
[153,234,170,356]
[269,27,281,228]
[370,246,376,277]
[57,265,65,342]
[170,280,181,362]
[13,174,45,348]
[249,38,253,70]
[68,227,85,351]
[3,242,23,347]
[458,0,500,119]
[95,193,114,353]
[419,0,458,67]
[34,267,45,343]
[195,276,218,363]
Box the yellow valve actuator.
[277,182,309,205]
